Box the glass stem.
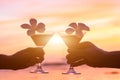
[37,63,42,69]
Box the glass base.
[62,67,80,74]
[30,64,48,74]
[30,69,48,74]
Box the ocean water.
[0,65,120,80]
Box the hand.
[66,48,86,67]
[66,41,108,67]
[0,47,45,70]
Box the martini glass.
[59,34,82,74]
[30,33,53,73]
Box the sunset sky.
[0,0,120,62]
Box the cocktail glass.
[30,33,53,73]
[59,34,82,74]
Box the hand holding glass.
[59,34,82,74]
[30,34,53,73]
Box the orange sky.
[0,0,120,62]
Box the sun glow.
[44,33,67,54]
[44,33,68,62]
[48,33,63,44]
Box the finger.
[71,59,85,67]
[35,56,44,63]
[67,49,81,54]
[35,57,44,63]
[66,54,83,64]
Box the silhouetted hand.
[0,47,44,70]
[66,41,120,68]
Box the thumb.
[70,59,85,67]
